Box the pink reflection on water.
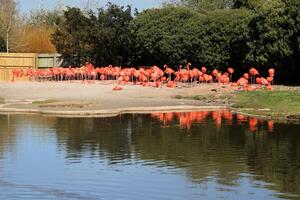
[150,110,274,132]
[268,121,274,132]
[249,118,258,132]
[236,114,248,125]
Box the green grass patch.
[32,99,58,105]
[191,95,208,101]
[172,94,209,100]
[232,90,300,118]
[173,95,183,99]
[172,94,232,104]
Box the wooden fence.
[0,53,61,81]
[38,53,62,68]
[0,53,36,81]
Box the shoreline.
[0,105,227,118]
[0,82,299,121]
[0,104,298,123]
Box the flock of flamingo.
[11,63,275,91]
[151,110,274,132]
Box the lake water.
[0,111,299,200]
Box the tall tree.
[52,7,93,64]
[92,3,133,65]
[22,9,62,53]
[246,0,300,83]
[52,3,133,66]
[0,0,17,52]
[131,7,199,66]
[184,9,253,69]
[28,9,61,27]
[132,7,252,69]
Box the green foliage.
[184,9,253,68]
[51,7,92,64]
[91,3,133,65]
[50,0,299,83]
[51,3,133,66]
[164,0,234,10]
[232,0,265,9]
[246,0,300,83]
[131,7,198,66]
[132,7,252,69]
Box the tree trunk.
[6,18,12,53]
[6,31,9,53]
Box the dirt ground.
[0,81,234,116]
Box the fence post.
[4,67,7,81]
[34,54,37,69]
[53,54,56,67]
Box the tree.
[131,7,198,66]
[184,9,253,70]
[49,1,298,83]
[246,0,300,83]
[23,25,56,53]
[21,9,61,53]
[132,7,252,70]
[28,9,61,27]
[91,3,133,65]
[0,0,17,52]
[52,3,133,66]
[52,7,93,64]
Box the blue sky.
[19,0,163,12]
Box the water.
[0,111,299,200]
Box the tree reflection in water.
[0,111,299,199]
[53,111,300,198]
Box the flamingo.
[167,80,176,88]
[249,67,259,84]
[113,85,123,91]
[211,69,218,82]
[10,64,277,93]
[268,68,275,84]
[227,67,234,82]
[201,66,207,74]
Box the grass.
[32,99,58,105]
[172,94,233,104]
[232,90,300,118]
[0,97,4,104]
[173,95,183,99]
[172,90,300,119]
[173,94,212,101]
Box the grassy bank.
[232,90,300,119]
[172,89,300,120]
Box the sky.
[18,0,163,12]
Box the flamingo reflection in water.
[151,110,275,133]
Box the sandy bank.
[1,82,299,121]
[0,81,233,117]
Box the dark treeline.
[50,0,299,84]
[0,37,5,52]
